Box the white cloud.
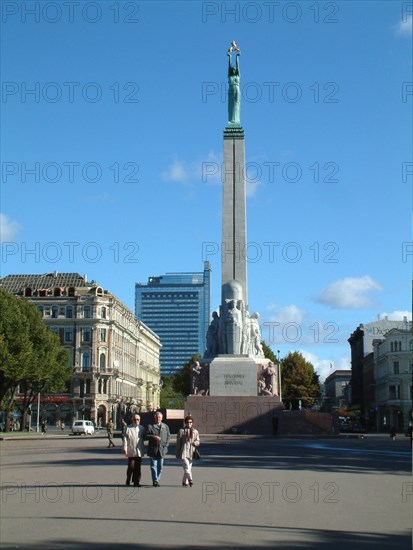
[300,350,350,384]
[162,160,189,183]
[161,152,261,197]
[394,15,412,37]
[0,214,21,241]
[316,276,383,309]
[162,151,222,186]
[266,303,306,325]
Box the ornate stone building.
[0,272,161,427]
[373,326,412,433]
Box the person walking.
[145,411,170,487]
[175,415,200,487]
[123,414,145,487]
[106,419,116,448]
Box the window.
[389,385,400,400]
[393,361,399,375]
[37,306,44,316]
[101,306,107,319]
[66,306,73,318]
[51,306,58,318]
[390,342,394,352]
[84,306,91,319]
[82,352,90,371]
[82,328,91,342]
[100,329,106,342]
[64,328,73,342]
[99,353,106,371]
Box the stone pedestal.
[209,355,258,396]
[185,395,282,435]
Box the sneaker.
[153,481,159,487]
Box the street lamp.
[277,350,282,402]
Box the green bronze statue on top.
[227,41,241,127]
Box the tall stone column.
[222,127,248,309]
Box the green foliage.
[261,341,278,363]
[0,289,71,419]
[160,354,201,409]
[281,351,320,409]
[159,375,185,409]
[173,354,200,397]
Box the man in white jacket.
[123,414,146,487]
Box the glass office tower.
[135,262,211,375]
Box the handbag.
[192,448,201,460]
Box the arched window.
[101,306,107,319]
[99,353,106,371]
[25,288,32,297]
[82,352,90,371]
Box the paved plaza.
[0,434,411,549]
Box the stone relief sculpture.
[263,361,277,396]
[224,299,243,354]
[249,312,263,356]
[206,311,220,357]
[205,305,264,359]
[191,360,210,395]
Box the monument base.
[209,355,260,396]
[185,395,283,435]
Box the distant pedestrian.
[176,415,200,487]
[121,419,127,440]
[123,414,146,487]
[389,426,397,440]
[146,411,170,487]
[41,420,47,435]
[107,419,116,448]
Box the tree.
[281,351,320,409]
[173,354,200,397]
[261,341,278,363]
[0,289,71,430]
[160,375,185,409]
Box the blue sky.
[1,0,412,383]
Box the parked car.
[339,421,352,433]
[352,422,366,433]
[72,420,95,435]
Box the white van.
[72,420,95,435]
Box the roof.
[0,273,92,294]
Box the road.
[0,434,411,549]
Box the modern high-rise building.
[135,262,211,375]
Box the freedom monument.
[185,43,283,434]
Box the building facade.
[373,327,412,433]
[135,262,211,375]
[324,370,351,411]
[348,317,412,432]
[0,272,161,427]
[348,317,410,413]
